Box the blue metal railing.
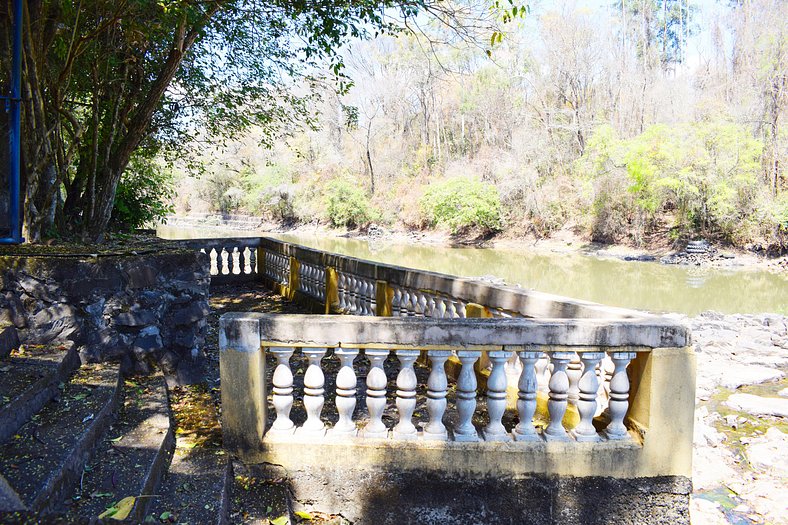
[0,0,23,244]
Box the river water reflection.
[158,225,788,315]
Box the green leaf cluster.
[577,121,766,242]
[324,178,379,229]
[420,177,502,234]
[110,155,175,231]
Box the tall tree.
[0,0,480,242]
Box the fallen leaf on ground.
[98,496,136,520]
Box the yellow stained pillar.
[374,280,393,317]
[325,267,339,314]
[287,256,300,301]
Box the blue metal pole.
[1,0,22,244]
[8,0,22,243]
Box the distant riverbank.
[162,214,788,275]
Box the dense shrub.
[242,164,296,221]
[324,178,378,228]
[576,121,767,244]
[419,177,502,234]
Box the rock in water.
[725,393,788,418]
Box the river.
[158,225,788,316]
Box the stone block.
[114,309,156,327]
[0,325,19,358]
[171,301,210,325]
[124,265,159,289]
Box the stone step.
[0,362,121,513]
[62,374,174,522]
[145,383,230,524]
[0,344,80,445]
[145,448,231,524]
[230,463,295,525]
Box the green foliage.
[241,164,296,221]
[324,178,378,228]
[111,156,175,231]
[577,121,766,243]
[420,177,502,234]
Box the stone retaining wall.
[0,250,209,382]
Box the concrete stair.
[0,347,187,523]
[0,362,121,513]
[61,374,174,522]
[0,344,287,524]
[0,343,80,445]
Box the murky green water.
[158,225,788,315]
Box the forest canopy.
[176,0,786,249]
[0,0,498,242]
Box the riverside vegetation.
[163,0,787,254]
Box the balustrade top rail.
[181,236,667,322]
[222,313,689,349]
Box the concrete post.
[287,256,300,301]
[375,280,393,316]
[325,267,339,314]
[219,314,265,457]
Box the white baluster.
[298,347,327,437]
[457,302,467,318]
[221,248,230,275]
[361,280,372,315]
[572,351,605,442]
[454,350,481,442]
[393,350,420,440]
[239,247,248,274]
[232,247,240,275]
[544,351,574,442]
[317,268,326,299]
[513,349,541,441]
[391,288,401,316]
[356,277,365,314]
[209,248,218,275]
[416,293,427,317]
[604,351,637,440]
[269,346,295,435]
[369,280,377,315]
[446,300,458,318]
[348,276,358,313]
[434,297,446,318]
[483,350,512,442]
[424,350,451,440]
[399,290,410,316]
[363,349,389,438]
[332,348,359,437]
[338,273,347,311]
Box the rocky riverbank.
[679,312,788,525]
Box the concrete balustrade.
[203,236,696,522]
[220,313,694,482]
